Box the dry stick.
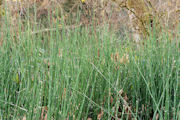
[124,7,150,36]
[0,99,28,112]
[111,0,162,37]
[30,22,83,35]
[111,0,150,36]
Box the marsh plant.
[0,0,179,120]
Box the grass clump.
[0,1,179,120]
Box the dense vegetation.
[0,0,179,119]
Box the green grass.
[0,7,179,120]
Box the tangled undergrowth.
[0,0,179,44]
